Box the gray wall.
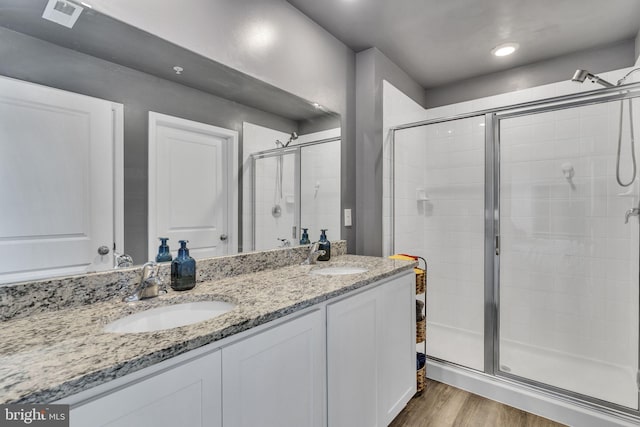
[298,114,342,135]
[0,28,299,264]
[424,39,636,108]
[355,48,426,256]
[87,0,359,253]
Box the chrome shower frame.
[388,80,640,424]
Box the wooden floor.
[389,379,566,427]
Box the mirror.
[0,0,341,283]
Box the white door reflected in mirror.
[0,76,123,284]
[148,112,238,261]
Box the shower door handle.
[624,207,640,224]
[495,235,500,255]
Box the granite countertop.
[0,255,414,404]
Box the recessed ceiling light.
[491,43,519,57]
[173,66,184,75]
[244,23,276,50]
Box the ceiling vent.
[42,0,84,29]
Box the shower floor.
[426,323,637,410]
[426,323,485,371]
[501,340,637,410]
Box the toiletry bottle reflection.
[300,228,311,245]
[156,237,172,262]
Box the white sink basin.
[104,301,235,333]
[310,266,369,276]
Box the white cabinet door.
[222,310,325,427]
[0,76,119,283]
[70,350,222,427]
[327,285,379,427]
[378,274,416,425]
[327,273,415,427]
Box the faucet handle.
[146,262,167,294]
[625,207,640,224]
[140,261,158,279]
[277,238,291,247]
[114,251,134,268]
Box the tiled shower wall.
[253,153,298,251]
[242,123,294,251]
[300,140,341,243]
[392,113,486,370]
[500,101,640,369]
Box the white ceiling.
[286,0,640,88]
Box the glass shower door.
[393,116,486,371]
[498,99,640,409]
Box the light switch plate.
[344,209,352,227]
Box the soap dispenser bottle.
[300,228,310,245]
[155,237,172,263]
[171,240,196,291]
[317,229,331,261]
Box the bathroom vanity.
[0,244,416,427]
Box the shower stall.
[249,137,341,250]
[389,78,640,423]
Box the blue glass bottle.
[155,237,172,263]
[300,228,310,245]
[171,240,196,291]
[318,229,331,261]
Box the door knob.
[97,245,110,255]
[220,234,228,241]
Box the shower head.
[276,132,297,148]
[571,69,590,83]
[282,132,298,147]
[571,69,615,88]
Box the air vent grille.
[42,0,84,28]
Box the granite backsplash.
[0,241,346,321]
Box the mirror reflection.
[0,0,341,284]
[248,132,341,251]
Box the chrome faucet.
[114,251,134,268]
[278,238,291,247]
[301,242,326,265]
[625,207,640,224]
[123,261,165,302]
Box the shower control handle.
[624,207,640,224]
